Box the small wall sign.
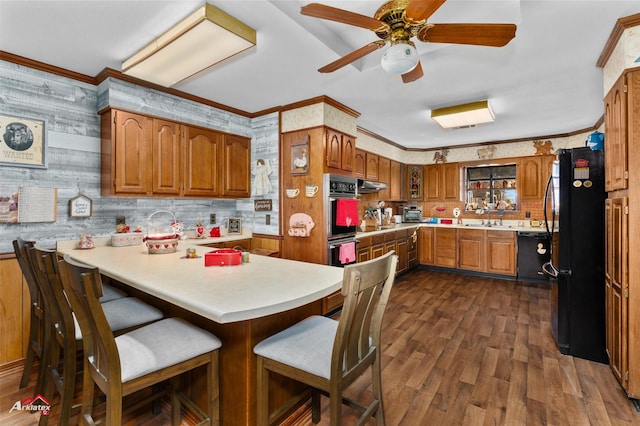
[254,199,272,211]
[69,194,92,218]
[228,217,242,234]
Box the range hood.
[357,179,387,194]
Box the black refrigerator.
[543,147,607,363]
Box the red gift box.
[204,249,242,266]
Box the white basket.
[111,233,144,247]
[144,210,179,254]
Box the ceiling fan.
[301,0,517,83]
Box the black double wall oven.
[324,174,358,267]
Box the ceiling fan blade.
[318,41,387,73]
[402,61,424,83]
[419,23,517,47]
[405,0,447,23]
[301,3,389,32]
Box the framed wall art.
[228,217,242,234]
[69,194,93,218]
[290,135,309,176]
[0,113,47,168]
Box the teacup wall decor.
[305,185,319,197]
[286,188,299,198]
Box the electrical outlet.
[210,213,216,224]
[116,216,126,225]
[266,214,270,225]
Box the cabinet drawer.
[371,234,385,245]
[385,231,397,242]
[323,290,343,314]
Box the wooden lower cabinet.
[486,231,516,276]
[434,228,457,268]
[419,226,516,277]
[204,238,251,251]
[605,197,628,388]
[356,227,418,276]
[458,229,485,272]
[419,227,434,265]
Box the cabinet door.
[152,119,182,195]
[184,126,221,197]
[377,156,391,199]
[486,231,516,276]
[518,156,543,200]
[458,229,485,272]
[366,153,379,181]
[434,228,457,268]
[370,243,385,259]
[354,149,366,178]
[424,164,441,200]
[222,134,251,198]
[326,130,342,170]
[407,165,423,201]
[396,238,408,274]
[113,110,152,195]
[443,162,460,200]
[604,74,628,191]
[390,160,402,201]
[419,227,434,265]
[605,197,628,387]
[341,134,355,173]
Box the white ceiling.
[1,0,638,150]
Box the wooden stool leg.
[311,390,321,423]
[256,356,269,426]
[372,355,385,426]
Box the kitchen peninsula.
[57,238,344,425]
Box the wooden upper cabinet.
[377,156,391,199]
[341,134,355,173]
[425,164,441,200]
[425,163,459,201]
[389,160,403,201]
[443,163,460,200]
[604,73,629,192]
[354,149,366,178]
[325,128,355,175]
[518,156,544,200]
[222,134,251,198]
[101,109,250,199]
[366,152,379,181]
[110,110,152,195]
[183,125,222,197]
[152,119,182,195]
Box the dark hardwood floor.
[2,269,638,425]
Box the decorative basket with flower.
[363,206,379,229]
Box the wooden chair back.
[13,238,46,390]
[57,254,121,396]
[334,250,397,384]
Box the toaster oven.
[403,206,423,223]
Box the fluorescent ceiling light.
[431,100,495,129]
[122,3,256,87]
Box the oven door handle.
[329,240,359,250]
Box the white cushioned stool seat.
[100,284,127,303]
[253,315,337,380]
[115,317,222,382]
[73,297,164,339]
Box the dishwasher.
[517,231,551,283]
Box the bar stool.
[28,246,165,426]
[58,254,221,425]
[12,238,45,392]
[254,251,398,425]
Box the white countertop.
[57,238,344,324]
[356,220,549,238]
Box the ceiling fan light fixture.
[431,100,495,129]
[380,41,419,75]
[122,3,256,87]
